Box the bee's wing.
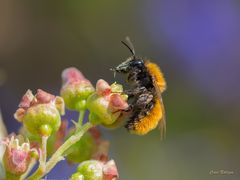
[152,77,166,140]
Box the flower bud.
[66,127,109,164]
[65,129,96,164]
[87,79,128,127]
[14,89,65,136]
[103,160,119,180]
[60,67,94,111]
[1,136,38,176]
[19,120,68,157]
[70,172,84,180]
[75,160,103,180]
[71,159,119,180]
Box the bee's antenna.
[121,36,136,58]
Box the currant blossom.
[14,89,65,136]
[2,136,38,177]
[87,79,128,127]
[60,67,94,111]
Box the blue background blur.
[0,1,240,179]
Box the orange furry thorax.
[145,61,167,92]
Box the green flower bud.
[71,159,119,180]
[18,126,41,143]
[110,82,123,93]
[60,67,94,111]
[65,129,96,164]
[87,79,128,127]
[87,94,121,126]
[19,120,68,157]
[66,127,110,164]
[70,172,84,180]
[14,89,65,137]
[74,160,103,180]
[23,104,60,136]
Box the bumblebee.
[111,37,167,138]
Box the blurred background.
[0,0,240,179]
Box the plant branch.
[20,158,37,180]
[26,122,93,180]
[40,136,48,171]
[78,110,86,127]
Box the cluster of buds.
[71,159,118,180]
[60,67,129,128]
[1,136,38,178]
[87,79,129,127]
[1,67,129,179]
[14,89,65,136]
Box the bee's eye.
[130,60,143,67]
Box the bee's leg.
[144,101,154,115]
[124,87,146,96]
[127,69,141,82]
[112,104,133,114]
[135,93,153,107]
[122,104,133,112]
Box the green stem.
[24,136,48,180]
[40,136,48,171]
[26,122,93,180]
[78,110,86,127]
[20,159,37,180]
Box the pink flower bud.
[62,67,86,84]
[61,67,94,111]
[35,89,55,104]
[14,108,26,123]
[18,90,34,109]
[103,160,119,180]
[96,79,111,96]
[1,136,38,176]
[109,94,129,111]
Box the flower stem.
[25,136,48,180]
[78,110,86,127]
[26,122,94,180]
[20,159,37,180]
[40,136,48,171]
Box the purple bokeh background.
[145,0,240,105]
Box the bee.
[111,37,167,138]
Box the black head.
[112,58,144,73]
[110,37,144,73]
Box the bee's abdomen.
[126,97,162,135]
